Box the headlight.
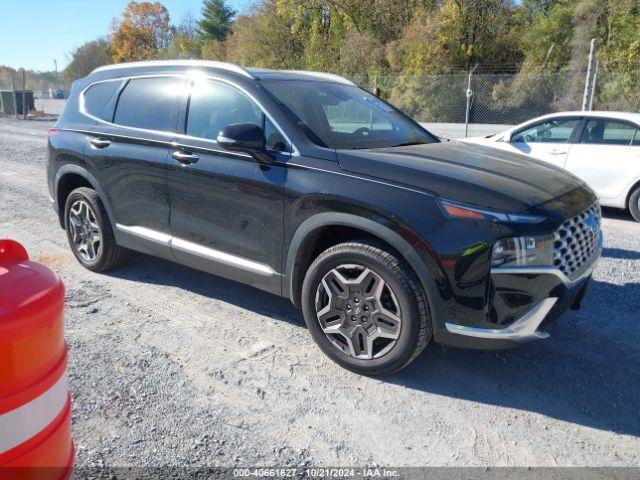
[492,235,553,268]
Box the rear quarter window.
[113,77,184,131]
[83,81,121,121]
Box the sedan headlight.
[492,235,554,268]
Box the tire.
[629,186,640,222]
[301,241,431,375]
[64,187,127,272]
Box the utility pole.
[22,68,27,119]
[54,59,60,91]
[11,76,18,120]
[589,59,599,111]
[464,64,478,138]
[582,39,597,111]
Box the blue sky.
[1,0,254,72]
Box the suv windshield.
[261,80,438,150]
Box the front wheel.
[301,242,431,375]
[629,186,640,222]
[64,187,127,272]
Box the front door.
[167,78,290,294]
[501,117,581,167]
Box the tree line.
[3,0,639,116]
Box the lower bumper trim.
[445,297,558,341]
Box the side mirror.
[217,123,273,164]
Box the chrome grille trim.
[553,204,601,279]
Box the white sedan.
[462,111,640,221]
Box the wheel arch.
[284,213,443,322]
[625,177,640,208]
[54,165,115,229]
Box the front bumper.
[439,235,601,349]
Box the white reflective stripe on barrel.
[0,370,68,454]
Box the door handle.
[90,137,111,149]
[172,150,200,165]
[550,149,568,155]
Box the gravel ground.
[1,116,639,468]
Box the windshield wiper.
[391,141,427,147]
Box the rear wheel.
[301,241,431,375]
[629,186,640,222]
[64,187,127,272]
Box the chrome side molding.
[116,224,172,246]
[115,224,276,277]
[445,297,557,341]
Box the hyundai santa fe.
[47,60,602,375]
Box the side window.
[264,117,289,152]
[113,77,183,131]
[580,119,638,145]
[186,80,262,141]
[633,130,640,147]
[83,81,121,121]
[511,118,579,143]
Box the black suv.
[47,60,602,375]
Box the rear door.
[565,118,640,202]
[500,117,581,167]
[84,75,186,259]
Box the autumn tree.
[63,39,113,81]
[225,1,304,69]
[201,39,226,60]
[110,1,173,62]
[198,0,235,41]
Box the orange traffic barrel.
[0,240,73,479]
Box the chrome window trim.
[80,73,299,156]
[79,74,186,139]
[78,78,125,123]
[116,224,277,277]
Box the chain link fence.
[352,67,640,132]
[2,64,638,127]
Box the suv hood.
[336,141,585,213]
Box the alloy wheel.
[68,200,102,262]
[314,264,402,359]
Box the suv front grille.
[553,204,601,279]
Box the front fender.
[284,211,448,337]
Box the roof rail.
[91,60,254,79]
[275,70,355,86]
